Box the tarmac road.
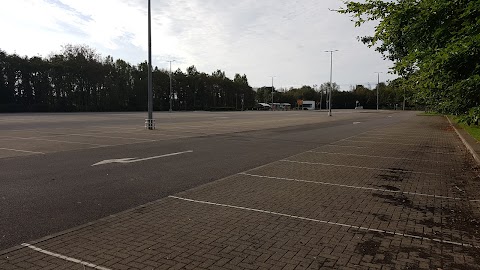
[0,110,410,250]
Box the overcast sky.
[0,0,397,90]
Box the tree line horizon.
[0,44,409,113]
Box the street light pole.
[146,0,154,129]
[167,60,175,112]
[319,86,323,110]
[270,76,275,110]
[325,50,338,116]
[375,72,383,110]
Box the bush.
[459,106,480,126]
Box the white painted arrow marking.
[92,150,193,166]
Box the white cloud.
[0,0,397,89]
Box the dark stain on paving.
[355,239,394,265]
[379,185,401,191]
[373,213,391,222]
[441,206,480,238]
[377,173,404,182]
[425,206,436,214]
[418,217,439,228]
[389,167,408,172]
[442,125,455,132]
[355,239,381,256]
[312,257,337,270]
[374,252,394,264]
[372,193,425,212]
[376,168,409,182]
[360,233,480,269]
[399,246,430,260]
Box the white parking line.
[1,133,158,142]
[239,172,464,200]
[343,139,430,147]
[307,151,450,163]
[169,196,478,248]
[1,137,107,146]
[355,135,434,141]
[44,133,158,142]
[21,243,112,270]
[281,160,443,176]
[0,148,45,154]
[321,145,369,149]
[325,144,462,156]
[361,133,429,139]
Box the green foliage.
[458,106,480,126]
[339,0,480,121]
[0,45,256,112]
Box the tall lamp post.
[145,0,154,129]
[270,76,275,110]
[375,72,383,110]
[167,60,176,112]
[325,50,338,116]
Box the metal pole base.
[145,119,155,130]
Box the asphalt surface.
[0,110,410,250]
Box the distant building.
[302,101,315,110]
[255,103,271,110]
[271,103,292,110]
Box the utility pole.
[145,0,154,129]
[403,87,406,110]
[167,60,175,112]
[325,50,338,116]
[375,72,383,110]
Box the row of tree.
[0,45,256,112]
[0,44,412,113]
[339,0,480,120]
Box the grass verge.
[450,116,480,141]
[417,111,441,116]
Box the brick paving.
[2,115,480,269]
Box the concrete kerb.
[446,116,480,166]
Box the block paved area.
[2,115,480,269]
